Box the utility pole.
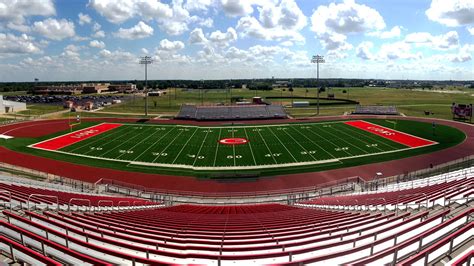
[139,56,153,116]
[311,55,325,115]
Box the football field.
[30,120,437,171]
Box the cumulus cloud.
[89,40,105,49]
[378,41,422,61]
[356,41,374,60]
[78,13,92,25]
[236,0,306,43]
[467,26,474,35]
[426,0,474,27]
[114,21,154,39]
[220,0,254,17]
[184,0,213,11]
[0,33,41,54]
[209,27,237,46]
[311,0,385,54]
[159,39,185,51]
[404,31,459,50]
[33,18,75,40]
[189,28,208,44]
[369,26,402,39]
[0,0,55,30]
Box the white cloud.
[236,0,306,43]
[189,28,208,44]
[114,21,154,39]
[405,31,459,50]
[426,0,474,27]
[92,30,105,38]
[378,41,421,61]
[467,26,474,35]
[311,0,385,35]
[0,33,41,54]
[184,0,213,11]
[92,22,101,32]
[220,0,254,17]
[89,40,105,49]
[369,26,402,39]
[159,39,185,51]
[311,0,385,53]
[198,17,214,28]
[33,18,75,41]
[88,0,173,24]
[61,44,81,60]
[209,27,237,46]
[78,13,92,25]
[356,41,373,60]
[0,0,55,30]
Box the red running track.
[0,116,472,194]
[32,123,122,151]
[344,120,436,148]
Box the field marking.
[98,126,156,157]
[316,124,369,155]
[212,128,222,167]
[191,128,211,166]
[151,129,186,163]
[68,125,131,154]
[171,128,199,164]
[131,127,177,162]
[278,127,318,162]
[116,126,165,159]
[232,128,236,166]
[243,127,257,166]
[330,125,382,153]
[335,123,399,151]
[288,126,337,160]
[256,128,278,164]
[267,127,298,163]
[304,125,354,157]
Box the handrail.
[365,197,387,212]
[97,200,113,211]
[27,194,59,211]
[68,198,91,212]
[117,201,130,208]
[0,190,12,210]
[396,193,427,215]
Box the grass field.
[31,120,437,171]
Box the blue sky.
[0,0,473,81]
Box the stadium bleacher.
[352,105,399,115]
[0,168,472,265]
[176,104,288,121]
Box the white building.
[0,95,27,114]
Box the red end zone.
[32,123,122,151]
[344,120,436,148]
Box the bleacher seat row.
[0,169,472,265]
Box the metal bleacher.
[176,104,288,121]
[352,105,399,115]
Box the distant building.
[82,83,110,94]
[272,81,290,88]
[108,83,137,93]
[0,95,27,114]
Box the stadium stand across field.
[352,105,399,115]
[0,164,472,265]
[176,104,288,120]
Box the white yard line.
[289,126,338,160]
[171,128,199,164]
[98,126,156,157]
[232,127,236,167]
[280,127,318,161]
[256,128,278,164]
[151,129,185,163]
[192,128,211,166]
[131,127,176,162]
[324,125,371,154]
[72,126,131,154]
[116,127,164,159]
[267,127,298,163]
[212,128,222,167]
[305,125,353,157]
[244,128,257,166]
[336,123,398,150]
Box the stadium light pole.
[139,56,153,116]
[311,55,325,115]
